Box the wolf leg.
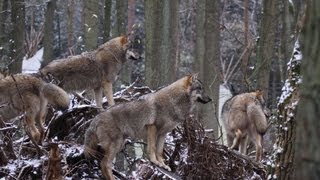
[99,140,122,180]
[25,113,41,144]
[230,129,242,150]
[156,133,171,171]
[239,135,249,155]
[147,125,162,167]
[253,134,263,162]
[37,96,48,143]
[94,87,103,108]
[102,81,115,106]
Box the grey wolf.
[221,90,268,161]
[40,36,138,108]
[0,74,69,144]
[84,74,212,179]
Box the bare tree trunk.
[41,0,57,68]
[0,0,10,69]
[127,0,135,32]
[9,0,25,74]
[250,0,277,100]
[268,41,301,180]
[83,0,99,50]
[144,0,178,89]
[295,0,320,179]
[194,0,221,137]
[67,0,74,55]
[104,0,111,40]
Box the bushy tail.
[84,126,99,158]
[247,103,268,135]
[42,83,69,110]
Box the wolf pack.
[0,36,269,179]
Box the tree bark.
[41,0,57,68]
[0,0,9,69]
[295,0,320,179]
[194,0,221,136]
[67,0,74,55]
[83,0,99,50]
[144,0,178,89]
[104,0,111,40]
[9,0,25,74]
[250,0,277,100]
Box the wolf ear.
[255,90,263,97]
[120,35,128,46]
[191,73,199,82]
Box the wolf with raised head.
[39,36,138,108]
[221,90,268,161]
[0,74,69,144]
[84,74,212,179]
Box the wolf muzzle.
[197,96,212,104]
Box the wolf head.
[254,90,271,117]
[118,35,141,60]
[186,73,212,104]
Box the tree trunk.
[67,0,74,55]
[83,0,99,50]
[104,0,111,40]
[250,0,277,100]
[268,41,301,179]
[0,0,9,69]
[127,0,136,32]
[41,0,57,68]
[9,0,25,74]
[194,0,221,137]
[144,0,178,89]
[295,1,320,179]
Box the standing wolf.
[221,90,268,161]
[0,74,69,144]
[84,74,212,179]
[40,35,137,108]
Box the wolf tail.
[84,125,99,158]
[42,83,69,110]
[247,103,268,135]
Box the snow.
[22,48,43,74]
[278,40,302,106]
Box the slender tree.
[67,0,74,55]
[194,0,221,135]
[104,0,111,40]
[295,0,320,179]
[41,0,57,68]
[250,0,277,100]
[9,0,25,74]
[144,0,179,89]
[0,0,9,68]
[83,0,99,50]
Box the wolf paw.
[160,164,171,171]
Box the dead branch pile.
[0,83,266,179]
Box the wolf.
[0,74,69,144]
[221,90,268,162]
[84,74,212,179]
[39,35,138,108]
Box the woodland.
[0,0,319,179]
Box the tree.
[104,0,111,40]
[67,0,74,55]
[194,0,221,135]
[83,0,99,50]
[8,0,25,74]
[0,0,9,69]
[295,0,320,178]
[41,0,57,68]
[144,0,179,89]
[250,0,277,100]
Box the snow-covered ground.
[22,48,43,74]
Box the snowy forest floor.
[0,82,267,179]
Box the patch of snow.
[22,48,43,74]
